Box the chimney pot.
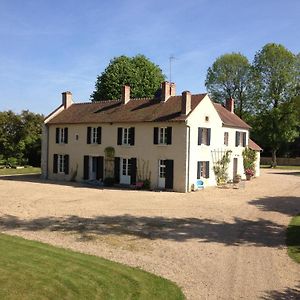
[121,85,130,104]
[182,91,191,115]
[62,91,73,109]
[226,97,234,113]
[170,82,176,96]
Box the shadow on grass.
[248,196,300,216]
[261,283,300,299]
[0,214,287,247]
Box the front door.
[233,157,238,178]
[120,158,131,185]
[158,160,166,188]
[89,156,97,180]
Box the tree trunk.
[271,149,277,168]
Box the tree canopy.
[0,110,43,166]
[205,53,251,117]
[91,55,165,101]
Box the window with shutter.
[224,132,229,146]
[197,161,209,178]
[198,128,211,145]
[56,128,68,144]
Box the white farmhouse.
[41,81,261,192]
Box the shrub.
[104,177,115,186]
[142,179,151,190]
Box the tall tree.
[251,43,299,167]
[205,53,251,118]
[91,55,165,101]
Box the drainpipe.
[186,123,191,192]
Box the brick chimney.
[170,82,176,96]
[226,97,234,113]
[161,81,171,102]
[62,91,73,109]
[121,85,130,104]
[181,91,191,115]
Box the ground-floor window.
[58,154,64,173]
[53,154,69,174]
[197,161,209,179]
[122,158,131,176]
[159,160,166,178]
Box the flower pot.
[246,174,251,181]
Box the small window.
[205,116,209,122]
[159,128,168,144]
[224,132,229,146]
[197,161,209,179]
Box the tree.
[205,53,251,118]
[91,55,165,101]
[251,43,299,167]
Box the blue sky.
[0,0,299,114]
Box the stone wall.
[260,157,300,166]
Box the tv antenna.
[169,55,176,83]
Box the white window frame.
[58,154,65,173]
[91,127,98,144]
[122,128,130,145]
[159,160,166,178]
[159,127,167,145]
[122,158,131,176]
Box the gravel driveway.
[0,169,299,299]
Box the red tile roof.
[213,103,251,129]
[47,94,207,124]
[248,139,263,151]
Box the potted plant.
[233,174,241,183]
[245,168,254,180]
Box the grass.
[0,233,184,300]
[286,215,300,264]
[0,167,41,176]
[260,165,300,170]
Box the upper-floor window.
[198,127,211,145]
[197,161,210,179]
[53,154,69,174]
[224,132,229,146]
[117,127,135,146]
[235,131,247,147]
[56,127,68,144]
[87,127,101,144]
[154,127,172,145]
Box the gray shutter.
[235,131,240,147]
[166,127,172,145]
[114,157,120,183]
[53,154,58,173]
[198,128,202,145]
[83,155,89,180]
[87,127,91,144]
[64,128,68,144]
[117,128,122,145]
[205,161,210,178]
[56,128,59,143]
[130,158,137,184]
[96,156,104,180]
[97,127,102,144]
[207,128,211,146]
[165,160,174,189]
[64,155,69,175]
[242,132,246,147]
[153,127,158,144]
[129,127,135,146]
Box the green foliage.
[213,150,232,185]
[0,233,184,300]
[91,55,165,101]
[242,147,257,173]
[205,53,251,117]
[250,43,299,166]
[104,146,115,158]
[142,179,151,190]
[0,110,43,166]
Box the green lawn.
[0,233,184,300]
[286,215,300,264]
[0,167,41,176]
[260,165,300,170]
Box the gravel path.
[0,169,299,299]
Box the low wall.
[260,157,300,166]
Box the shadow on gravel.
[0,214,286,247]
[273,171,300,177]
[261,283,300,299]
[249,196,300,216]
